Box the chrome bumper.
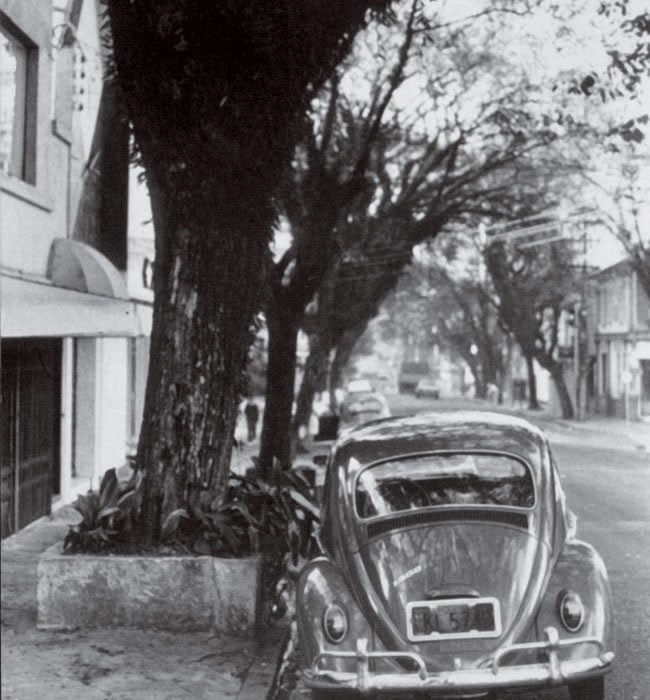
[306,627,614,694]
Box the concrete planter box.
[37,542,262,635]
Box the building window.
[0,18,37,184]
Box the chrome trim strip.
[308,627,614,693]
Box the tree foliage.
[271,0,586,445]
[105,0,392,540]
[485,228,580,418]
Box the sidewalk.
[503,404,650,453]
[1,506,288,700]
[391,394,650,454]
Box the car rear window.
[355,453,534,518]
[344,396,384,414]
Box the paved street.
[553,441,650,700]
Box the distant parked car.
[346,378,374,394]
[338,390,390,433]
[398,361,430,393]
[297,411,614,700]
[415,377,440,399]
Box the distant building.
[588,260,650,421]
[1,0,152,537]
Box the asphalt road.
[551,439,650,700]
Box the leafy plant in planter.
[161,460,321,599]
[64,460,321,604]
[64,468,139,554]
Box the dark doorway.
[1,339,61,538]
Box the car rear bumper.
[305,626,614,695]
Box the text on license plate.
[407,597,501,640]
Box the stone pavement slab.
[1,506,285,700]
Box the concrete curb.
[36,542,262,634]
[238,619,291,700]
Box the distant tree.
[566,1,650,142]
[371,252,508,401]
[263,1,569,458]
[105,0,392,540]
[582,150,650,299]
[427,267,507,401]
[258,1,422,471]
[484,230,580,418]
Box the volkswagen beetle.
[296,412,614,699]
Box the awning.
[1,274,152,338]
[47,238,130,299]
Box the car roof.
[347,379,374,393]
[332,411,548,475]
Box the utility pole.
[573,298,582,419]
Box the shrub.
[64,468,139,554]
[65,461,321,601]
[161,460,320,596]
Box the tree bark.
[330,324,367,395]
[291,336,330,450]
[462,353,486,399]
[258,299,301,471]
[548,364,575,419]
[525,355,540,410]
[106,0,392,539]
[136,181,265,540]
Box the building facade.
[589,260,650,421]
[1,0,153,537]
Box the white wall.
[1,0,57,274]
[74,337,129,490]
[96,337,129,478]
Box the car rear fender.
[296,556,376,673]
[534,539,615,661]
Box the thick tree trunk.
[467,357,487,399]
[258,300,301,472]
[136,183,265,541]
[329,326,363,396]
[106,0,392,542]
[525,355,540,410]
[549,364,575,419]
[291,336,330,450]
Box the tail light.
[557,590,585,632]
[322,603,348,643]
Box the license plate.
[406,597,502,641]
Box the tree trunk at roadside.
[330,324,367,396]
[468,357,487,399]
[292,337,331,451]
[548,363,575,419]
[525,355,540,410]
[258,299,301,470]
[137,180,267,540]
[106,1,391,538]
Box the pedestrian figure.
[244,400,259,442]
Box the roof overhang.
[1,273,151,338]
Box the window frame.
[353,450,537,521]
[0,13,38,185]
